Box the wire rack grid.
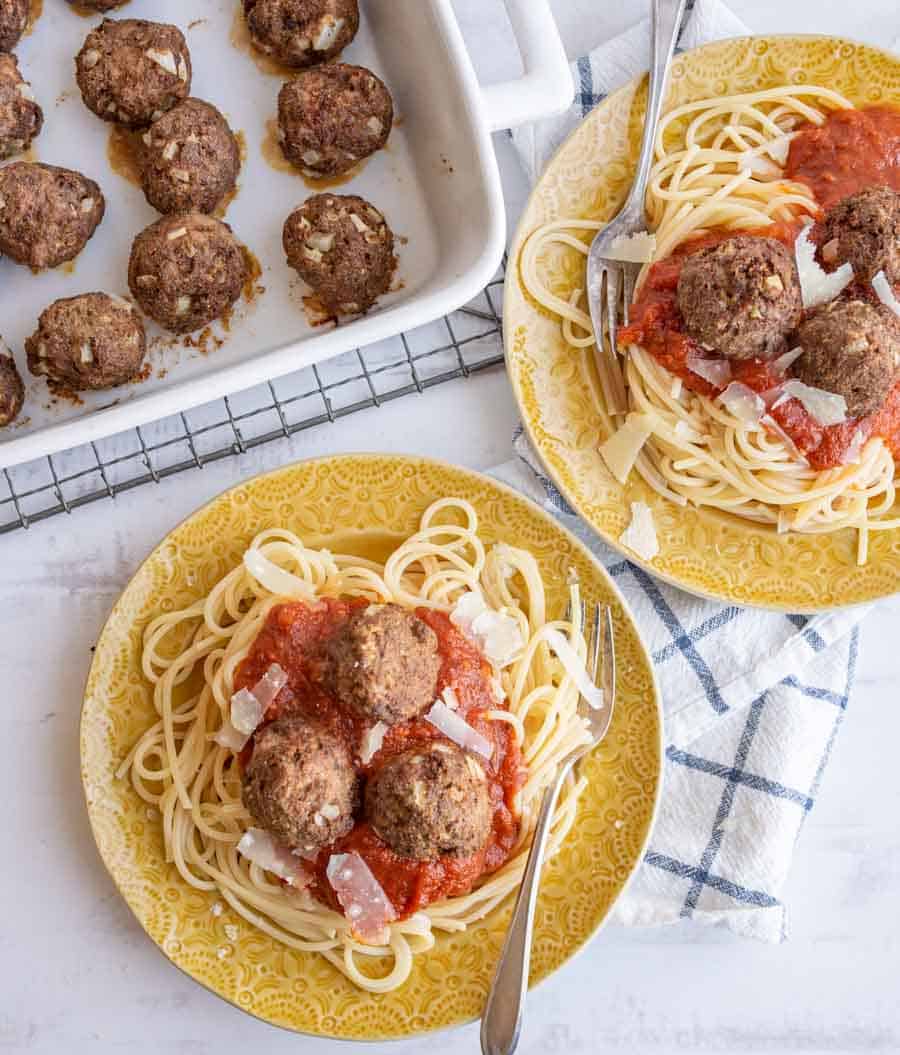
[0,264,506,535]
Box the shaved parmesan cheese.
[244,548,315,599]
[327,852,396,944]
[230,663,288,735]
[442,686,460,711]
[673,420,693,441]
[841,428,866,465]
[320,803,340,821]
[686,354,732,388]
[737,152,780,177]
[599,412,656,484]
[213,719,247,752]
[795,223,853,308]
[872,270,900,319]
[772,346,805,375]
[238,828,308,886]
[606,231,657,264]
[719,382,766,425]
[425,700,493,760]
[489,675,505,703]
[450,592,524,668]
[737,133,794,174]
[545,629,605,710]
[359,721,387,765]
[761,415,809,464]
[619,501,660,562]
[775,380,847,426]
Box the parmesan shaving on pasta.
[237,829,309,887]
[775,380,848,426]
[450,592,523,668]
[794,223,854,308]
[687,355,732,388]
[606,231,657,263]
[719,383,766,424]
[327,853,397,945]
[599,412,656,483]
[425,701,493,760]
[545,629,604,710]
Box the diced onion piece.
[326,852,396,944]
[872,270,900,319]
[230,663,288,735]
[606,231,657,264]
[719,382,766,425]
[686,354,732,388]
[841,428,866,466]
[619,501,659,562]
[238,828,308,886]
[772,346,805,375]
[359,721,387,765]
[450,591,524,668]
[777,380,847,426]
[599,412,656,484]
[244,548,315,599]
[213,719,247,751]
[545,629,605,710]
[424,700,493,760]
[794,223,853,308]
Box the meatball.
[278,64,392,179]
[365,743,492,860]
[677,235,802,360]
[242,715,357,851]
[139,98,240,215]
[820,187,900,285]
[128,212,246,334]
[75,18,191,129]
[0,340,24,427]
[25,293,146,391]
[69,1,130,10]
[243,0,359,68]
[283,193,395,316]
[0,53,41,159]
[0,0,28,53]
[0,162,105,269]
[794,299,898,418]
[325,603,441,725]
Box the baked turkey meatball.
[0,162,105,269]
[139,98,240,215]
[677,235,802,360]
[365,742,492,860]
[25,293,146,391]
[0,340,24,427]
[325,603,441,725]
[0,53,42,158]
[0,0,28,52]
[794,299,898,418]
[242,715,358,851]
[128,212,246,334]
[75,18,191,129]
[283,193,395,316]
[243,0,359,68]
[278,64,392,178]
[820,187,900,285]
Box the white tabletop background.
[2,1,898,1052]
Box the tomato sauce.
[233,600,524,921]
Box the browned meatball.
[283,193,395,316]
[0,340,24,427]
[0,53,42,158]
[25,293,146,391]
[75,19,191,129]
[0,0,28,52]
[794,299,898,418]
[243,715,358,851]
[128,212,246,334]
[365,743,492,860]
[139,98,240,215]
[325,604,441,725]
[0,162,105,269]
[243,0,359,68]
[820,187,900,285]
[278,64,392,179]
[69,0,131,10]
[677,236,802,360]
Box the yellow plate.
[81,454,662,1041]
[505,35,900,612]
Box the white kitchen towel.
[502,0,867,942]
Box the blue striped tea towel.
[500,0,867,942]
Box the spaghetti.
[118,498,596,992]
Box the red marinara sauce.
[232,600,524,921]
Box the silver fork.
[481,600,616,1055]
[586,0,687,358]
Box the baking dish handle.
[480,0,573,132]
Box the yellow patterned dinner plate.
[81,454,662,1041]
[505,35,900,612]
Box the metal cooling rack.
[0,264,506,535]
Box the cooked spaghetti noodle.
[118,499,595,991]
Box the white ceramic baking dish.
[0,0,571,469]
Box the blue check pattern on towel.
[500,0,868,942]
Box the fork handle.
[624,0,689,214]
[480,768,570,1055]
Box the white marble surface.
[2,2,899,1052]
